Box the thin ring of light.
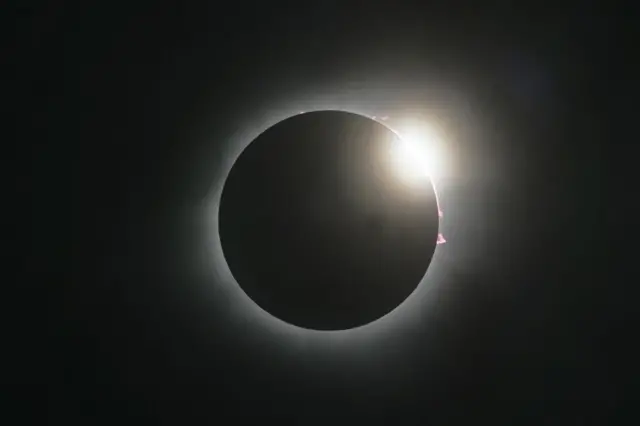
[200,96,459,354]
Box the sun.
[388,123,445,185]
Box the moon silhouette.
[219,110,440,330]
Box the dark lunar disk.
[219,111,440,330]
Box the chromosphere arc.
[218,111,440,330]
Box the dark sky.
[16,2,626,423]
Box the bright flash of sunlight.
[389,123,446,184]
[385,120,447,244]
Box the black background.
[15,1,626,423]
